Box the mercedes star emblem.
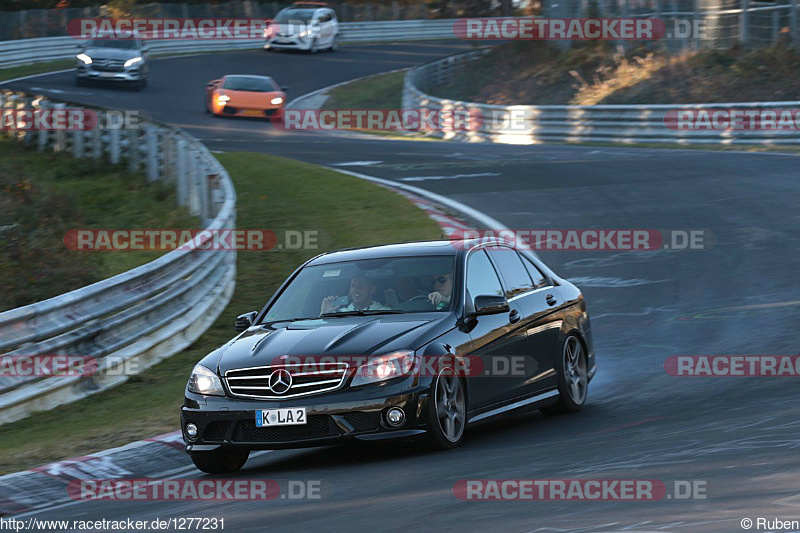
[268,369,292,394]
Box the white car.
[264,2,339,53]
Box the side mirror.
[280,86,289,92]
[472,295,510,316]
[235,311,257,332]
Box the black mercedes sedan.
[181,238,596,473]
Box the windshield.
[221,76,276,92]
[86,39,140,50]
[274,9,315,24]
[262,255,456,322]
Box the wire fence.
[544,0,800,50]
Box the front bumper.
[76,65,145,82]
[265,37,313,51]
[181,378,430,452]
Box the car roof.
[306,238,513,266]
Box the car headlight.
[216,94,231,105]
[299,29,311,38]
[270,97,283,105]
[187,364,224,396]
[77,53,92,65]
[124,56,143,68]
[351,350,417,387]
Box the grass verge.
[0,139,196,312]
[0,151,443,474]
[0,60,75,83]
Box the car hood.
[214,314,452,373]
[84,48,142,61]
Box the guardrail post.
[108,121,120,164]
[145,125,158,181]
[127,126,140,173]
[176,138,189,207]
[793,0,799,50]
[37,100,49,152]
[53,102,66,152]
[772,8,780,46]
[198,161,210,223]
[72,129,84,158]
[740,0,750,45]
[91,122,102,159]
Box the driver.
[321,274,389,314]
[428,272,453,310]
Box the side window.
[521,254,551,288]
[318,12,331,23]
[466,250,504,300]
[488,248,534,298]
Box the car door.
[317,10,333,45]
[463,249,529,410]
[517,251,563,394]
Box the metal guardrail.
[0,90,237,425]
[403,49,800,145]
[0,20,461,68]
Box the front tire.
[541,334,588,415]
[190,447,249,474]
[309,38,319,54]
[427,368,466,450]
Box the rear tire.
[540,334,588,415]
[426,368,466,450]
[190,447,249,474]
[329,35,338,52]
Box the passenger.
[428,272,453,310]
[321,274,389,314]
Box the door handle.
[546,294,557,306]
[509,309,521,324]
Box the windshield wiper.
[260,316,320,326]
[321,310,404,318]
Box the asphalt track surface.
[6,43,800,532]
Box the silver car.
[264,3,340,53]
[75,36,149,90]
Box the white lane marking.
[400,172,500,182]
[0,69,73,86]
[10,450,273,518]
[330,161,383,167]
[327,167,538,259]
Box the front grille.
[203,421,230,441]
[92,59,125,72]
[344,412,379,432]
[234,416,340,442]
[225,362,349,400]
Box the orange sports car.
[205,74,286,119]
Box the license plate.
[255,408,306,427]
[98,72,117,78]
[242,109,263,117]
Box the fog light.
[385,408,405,427]
[186,423,198,440]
